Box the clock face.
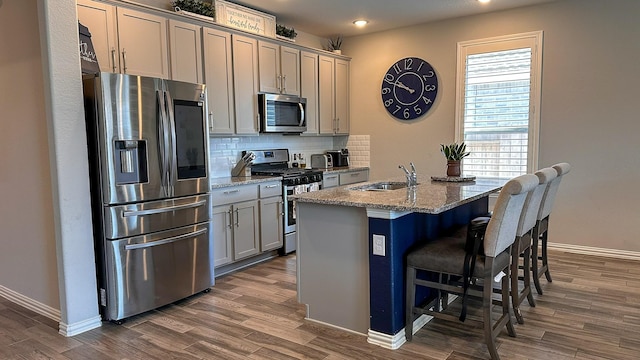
[381,57,438,120]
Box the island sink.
[350,181,410,191]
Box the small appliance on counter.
[310,154,333,169]
[326,149,349,167]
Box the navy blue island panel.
[368,197,489,336]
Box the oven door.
[284,182,321,234]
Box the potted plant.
[172,0,215,21]
[440,142,470,177]
[276,24,297,41]
[327,35,343,54]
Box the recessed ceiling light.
[353,20,369,27]
[478,0,491,3]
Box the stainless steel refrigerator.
[83,72,214,322]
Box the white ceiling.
[230,0,558,38]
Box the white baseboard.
[0,285,102,337]
[303,317,368,337]
[59,315,102,337]
[549,242,640,261]
[0,285,61,321]
[367,295,459,349]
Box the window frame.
[454,31,543,177]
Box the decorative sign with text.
[215,0,275,38]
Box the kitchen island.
[292,176,504,349]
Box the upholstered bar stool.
[509,167,557,324]
[532,162,571,295]
[405,174,538,360]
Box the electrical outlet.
[373,234,385,256]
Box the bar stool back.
[510,167,557,323]
[532,162,571,294]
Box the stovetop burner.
[244,149,323,185]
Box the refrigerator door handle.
[157,90,170,197]
[124,228,208,251]
[122,200,207,217]
[164,89,177,197]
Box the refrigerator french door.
[83,72,214,321]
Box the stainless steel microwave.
[258,93,306,133]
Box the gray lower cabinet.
[232,200,260,260]
[322,173,340,189]
[212,204,233,267]
[339,169,369,186]
[212,181,282,268]
[212,199,259,266]
[259,196,283,251]
[211,185,260,267]
[323,169,369,189]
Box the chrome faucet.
[399,162,418,187]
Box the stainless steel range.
[246,149,323,254]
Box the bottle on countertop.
[299,153,306,168]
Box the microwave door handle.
[156,90,170,197]
[298,102,305,126]
[164,90,177,197]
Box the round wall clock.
[381,57,438,120]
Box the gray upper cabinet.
[319,55,350,135]
[203,27,235,134]
[232,35,260,135]
[168,19,202,84]
[115,7,169,79]
[77,0,169,79]
[301,51,319,135]
[258,41,301,96]
[77,0,119,73]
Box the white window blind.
[455,32,542,179]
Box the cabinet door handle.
[223,189,240,195]
[235,209,240,227]
[227,209,233,229]
[277,74,282,92]
[326,175,338,180]
[282,74,287,93]
[265,184,278,189]
[111,48,117,72]
[122,49,127,73]
[351,173,360,177]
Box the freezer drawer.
[101,222,214,321]
[104,193,211,239]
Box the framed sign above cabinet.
[381,57,438,120]
[215,0,276,38]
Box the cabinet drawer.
[339,170,369,185]
[322,174,339,189]
[211,185,258,206]
[259,182,282,198]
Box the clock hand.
[396,81,415,94]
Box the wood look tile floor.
[2,250,640,359]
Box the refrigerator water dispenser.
[114,140,148,184]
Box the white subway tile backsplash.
[209,134,370,178]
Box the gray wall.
[344,0,640,252]
[0,0,60,310]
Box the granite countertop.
[291,175,506,214]
[210,175,282,189]
[320,166,370,174]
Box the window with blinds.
[455,32,543,179]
